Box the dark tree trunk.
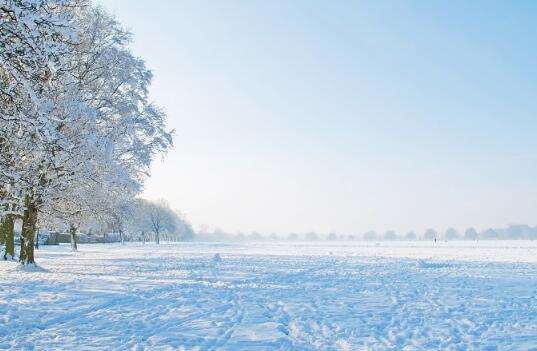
[69,223,78,252]
[2,216,15,260]
[20,197,37,265]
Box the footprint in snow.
[416,260,450,269]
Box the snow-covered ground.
[2,241,537,350]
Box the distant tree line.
[191,225,537,242]
[39,199,194,247]
[123,199,195,244]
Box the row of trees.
[0,1,173,264]
[356,225,537,241]
[40,198,194,248]
[193,225,537,242]
[122,199,194,244]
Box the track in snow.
[1,242,537,350]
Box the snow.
[212,253,222,263]
[2,241,537,350]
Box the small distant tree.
[363,231,377,241]
[505,225,524,240]
[148,202,176,245]
[527,227,537,240]
[287,233,298,240]
[124,199,191,244]
[423,228,437,240]
[481,228,498,240]
[177,221,195,241]
[269,233,280,240]
[405,231,417,240]
[444,227,459,241]
[149,211,162,244]
[234,232,245,241]
[109,203,133,246]
[327,232,338,241]
[464,227,478,240]
[249,232,263,241]
[384,230,397,240]
[305,232,320,241]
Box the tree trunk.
[20,197,37,265]
[155,230,160,245]
[69,223,78,252]
[0,218,4,246]
[2,216,15,260]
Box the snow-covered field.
[2,241,537,350]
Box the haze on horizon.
[99,0,537,236]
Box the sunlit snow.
[2,241,537,350]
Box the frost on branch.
[0,1,173,264]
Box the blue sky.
[100,0,537,235]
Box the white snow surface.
[2,241,537,350]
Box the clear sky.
[99,0,537,235]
